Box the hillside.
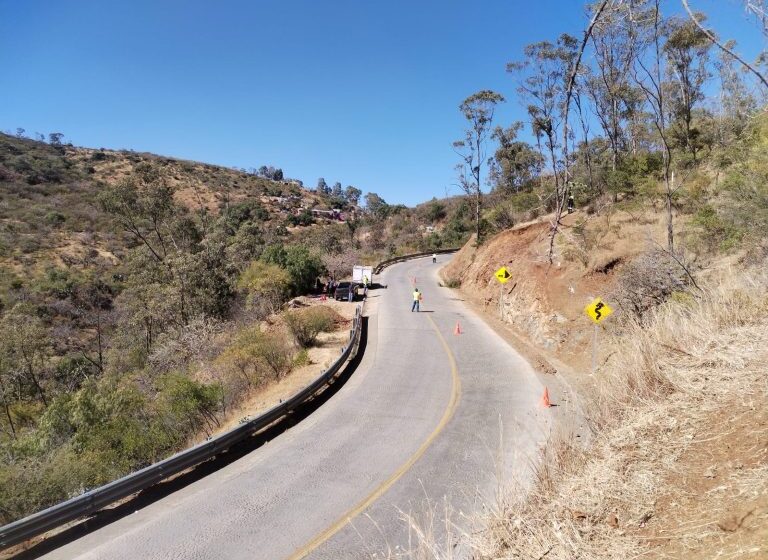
[0,133,472,527]
[0,134,326,275]
[434,117,768,559]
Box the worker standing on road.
[411,288,422,312]
[363,275,369,298]
[432,254,437,263]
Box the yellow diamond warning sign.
[585,298,613,324]
[494,266,511,284]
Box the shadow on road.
[10,318,370,560]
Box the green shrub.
[44,211,66,225]
[692,204,742,252]
[260,244,324,296]
[238,260,291,317]
[157,374,223,435]
[286,209,315,227]
[284,306,338,348]
[217,326,294,384]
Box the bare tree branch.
[681,0,768,90]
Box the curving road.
[36,255,550,560]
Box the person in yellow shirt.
[411,288,422,312]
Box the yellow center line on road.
[285,314,461,560]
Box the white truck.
[352,265,373,286]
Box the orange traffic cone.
[454,321,462,335]
[540,387,552,408]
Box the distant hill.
[0,133,338,278]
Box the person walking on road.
[432,254,437,263]
[411,288,422,312]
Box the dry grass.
[400,265,768,559]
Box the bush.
[157,374,223,436]
[442,277,462,288]
[287,210,314,227]
[238,261,291,317]
[692,204,742,252]
[284,306,338,348]
[260,244,324,296]
[217,326,293,385]
[44,211,66,226]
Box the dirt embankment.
[442,210,652,387]
[439,209,768,559]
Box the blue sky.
[1,1,764,206]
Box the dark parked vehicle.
[334,281,357,301]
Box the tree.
[344,186,362,205]
[48,132,64,146]
[510,4,610,261]
[663,15,712,160]
[633,0,676,252]
[261,245,324,296]
[258,165,269,177]
[424,198,447,222]
[490,122,543,193]
[316,178,329,195]
[586,1,641,174]
[2,307,50,407]
[331,182,343,198]
[322,249,358,281]
[364,192,389,218]
[15,128,25,139]
[72,279,114,375]
[681,1,768,91]
[0,337,17,438]
[98,171,176,263]
[715,40,757,141]
[510,37,574,258]
[453,90,505,244]
[237,261,291,317]
[180,241,235,319]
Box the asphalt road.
[36,255,550,560]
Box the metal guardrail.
[373,248,459,274]
[0,307,363,550]
[0,249,459,550]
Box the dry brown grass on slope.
[400,266,768,559]
[479,268,768,560]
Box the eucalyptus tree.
[663,15,712,160]
[508,35,578,259]
[489,122,543,194]
[715,41,758,140]
[587,1,642,171]
[628,0,673,251]
[453,90,505,244]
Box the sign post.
[584,297,613,373]
[494,266,511,320]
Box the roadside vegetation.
[416,1,768,558]
[0,131,473,524]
